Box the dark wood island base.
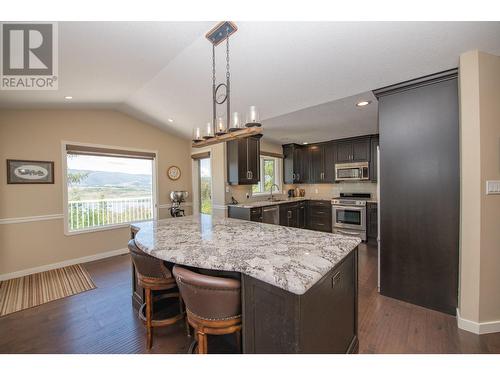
[242,248,358,354]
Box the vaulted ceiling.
[1,21,500,144]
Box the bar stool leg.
[145,288,153,350]
[197,331,207,354]
[235,330,242,353]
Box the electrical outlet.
[486,180,500,195]
[315,188,318,194]
[225,186,230,193]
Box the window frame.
[61,141,158,236]
[252,155,283,196]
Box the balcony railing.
[68,196,153,231]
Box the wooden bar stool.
[128,240,188,349]
[172,265,242,354]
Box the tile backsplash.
[285,182,378,200]
[228,182,378,204]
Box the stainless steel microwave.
[335,162,369,182]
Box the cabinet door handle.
[292,173,296,180]
[332,271,341,288]
[249,171,253,179]
[287,210,292,219]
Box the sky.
[67,154,153,175]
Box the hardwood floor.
[0,243,499,354]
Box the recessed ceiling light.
[356,100,371,107]
[167,118,174,122]
[64,96,73,100]
[303,142,308,145]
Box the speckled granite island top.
[131,214,361,295]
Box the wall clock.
[167,166,181,181]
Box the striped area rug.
[0,264,96,317]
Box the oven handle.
[331,205,365,211]
[335,229,361,236]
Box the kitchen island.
[131,214,361,353]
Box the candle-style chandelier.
[192,21,262,148]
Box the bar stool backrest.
[128,239,171,280]
[172,265,241,320]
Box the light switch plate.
[486,180,500,195]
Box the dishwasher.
[262,205,279,225]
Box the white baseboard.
[0,247,129,281]
[457,308,500,334]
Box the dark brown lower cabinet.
[242,248,358,353]
[306,200,332,232]
[227,206,262,222]
[279,203,298,227]
[297,201,306,229]
[229,200,332,232]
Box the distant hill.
[68,169,152,188]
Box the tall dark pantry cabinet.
[374,70,459,315]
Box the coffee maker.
[170,191,189,217]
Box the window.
[63,143,156,233]
[252,156,282,195]
[199,157,212,215]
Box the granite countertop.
[230,197,329,208]
[131,215,361,295]
[230,197,378,208]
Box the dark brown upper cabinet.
[227,135,262,185]
[308,144,323,182]
[283,135,377,185]
[336,137,371,163]
[283,144,309,184]
[323,142,336,182]
[308,142,336,183]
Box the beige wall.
[459,51,500,327]
[0,109,192,276]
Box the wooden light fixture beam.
[192,127,262,148]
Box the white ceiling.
[1,21,500,143]
[263,91,378,144]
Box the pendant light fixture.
[192,21,262,148]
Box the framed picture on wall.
[6,159,55,184]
